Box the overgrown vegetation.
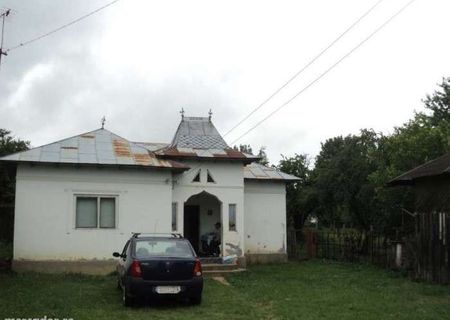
[0,241,12,260]
[277,77,450,233]
[0,261,448,320]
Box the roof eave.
[0,159,190,172]
[156,153,260,165]
[244,177,300,183]
[387,172,450,187]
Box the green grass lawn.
[0,260,449,320]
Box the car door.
[117,240,130,284]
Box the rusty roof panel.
[113,139,132,157]
[133,153,151,165]
[0,129,189,171]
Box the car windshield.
[134,239,194,258]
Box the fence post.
[395,242,402,269]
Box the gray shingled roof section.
[0,129,188,170]
[244,163,300,181]
[170,116,229,149]
[388,152,450,185]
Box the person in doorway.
[211,222,221,256]
[200,222,221,257]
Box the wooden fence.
[415,211,449,284]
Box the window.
[207,169,216,183]
[192,170,201,182]
[229,204,236,231]
[75,196,116,228]
[134,239,194,258]
[172,202,178,231]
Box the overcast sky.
[0,0,449,164]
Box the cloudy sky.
[0,0,449,164]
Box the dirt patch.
[212,276,231,286]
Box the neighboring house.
[0,114,298,274]
[389,153,449,284]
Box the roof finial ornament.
[208,109,212,121]
[180,108,185,121]
[101,116,106,129]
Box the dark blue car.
[113,233,203,306]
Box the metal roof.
[170,116,229,149]
[244,163,300,182]
[156,116,260,163]
[157,146,259,163]
[388,152,450,186]
[0,129,189,171]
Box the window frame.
[228,203,237,231]
[74,194,118,229]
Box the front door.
[184,205,200,254]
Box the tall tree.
[312,130,380,230]
[423,77,450,125]
[234,144,270,165]
[257,146,269,166]
[0,129,29,241]
[277,154,314,229]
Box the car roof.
[132,236,187,241]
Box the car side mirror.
[112,252,121,258]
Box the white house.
[0,114,299,274]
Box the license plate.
[155,286,181,294]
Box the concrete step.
[203,268,247,276]
[202,263,239,271]
[201,263,246,276]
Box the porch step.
[202,263,239,271]
[201,263,246,276]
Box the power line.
[222,0,385,138]
[6,0,120,52]
[180,0,386,175]
[181,0,415,175]
[229,0,417,146]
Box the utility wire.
[229,0,417,146]
[180,0,386,175]
[6,0,120,52]
[222,0,385,138]
[181,0,414,175]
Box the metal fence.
[287,218,449,285]
[314,229,403,269]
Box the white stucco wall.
[14,164,172,261]
[172,161,245,257]
[244,180,287,255]
[13,161,287,264]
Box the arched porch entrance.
[184,191,222,257]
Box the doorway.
[184,205,200,253]
[183,191,222,257]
